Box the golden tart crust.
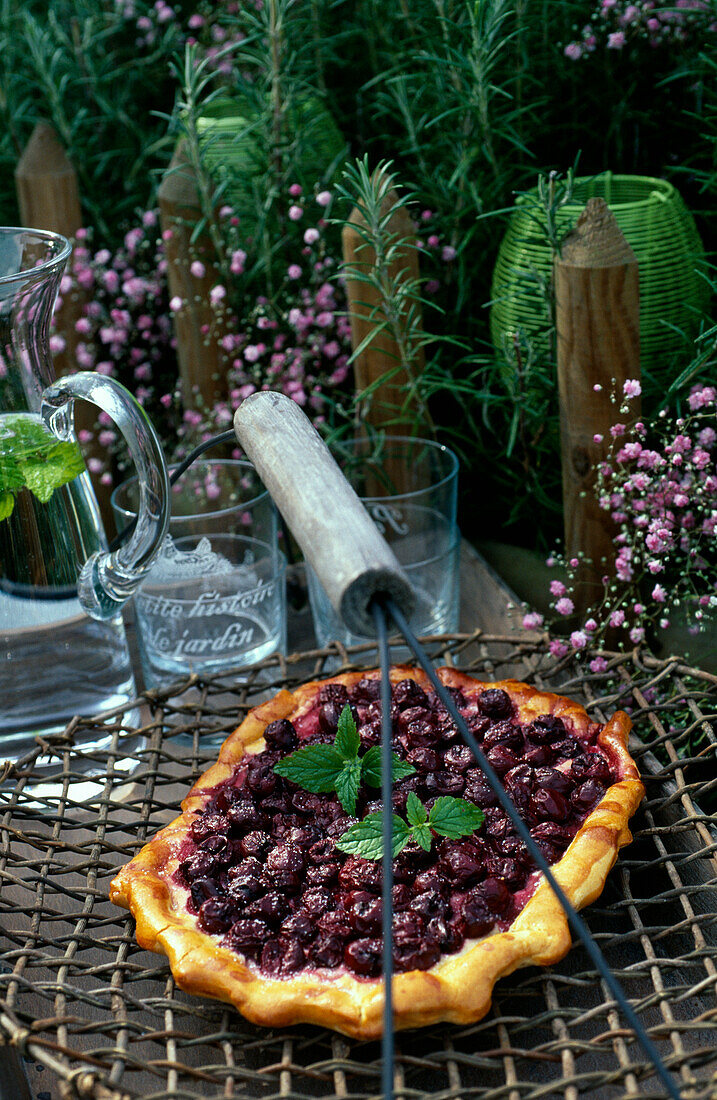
[110,667,644,1039]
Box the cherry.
[528,714,566,742]
[225,919,267,958]
[485,744,520,775]
[264,843,305,890]
[319,682,350,708]
[483,720,522,750]
[413,870,449,896]
[263,718,298,751]
[409,891,449,920]
[339,857,383,893]
[189,877,220,908]
[245,759,277,796]
[226,799,265,833]
[424,770,465,797]
[393,940,441,972]
[474,876,511,914]
[523,743,553,767]
[534,766,573,795]
[570,752,612,784]
[464,770,499,807]
[239,830,271,860]
[349,677,381,704]
[227,858,264,900]
[281,912,315,944]
[346,891,383,935]
[198,897,237,934]
[440,840,486,886]
[189,812,228,844]
[261,936,304,976]
[462,895,494,937]
[394,679,429,711]
[244,891,290,927]
[306,862,340,887]
[484,855,524,887]
[309,933,344,969]
[291,790,326,816]
[443,744,475,771]
[571,779,606,813]
[478,688,512,719]
[427,915,465,954]
[301,887,333,919]
[530,787,570,823]
[344,938,382,977]
[406,746,440,772]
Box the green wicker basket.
[490,174,709,375]
[196,95,346,237]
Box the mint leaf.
[429,796,485,839]
[0,413,84,506]
[405,790,427,826]
[274,744,344,792]
[361,745,416,787]
[335,704,360,759]
[411,822,433,851]
[334,757,362,815]
[336,812,411,860]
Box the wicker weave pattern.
[0,634,715,1099]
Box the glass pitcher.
[0,227,169,764]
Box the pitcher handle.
[41,371,170,621]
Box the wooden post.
[15,122,115,529]
[555,197,641,618]
[158,140,229,411]
[342,171,425,493]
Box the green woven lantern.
[196,95,347,237]
[490,174,708,374]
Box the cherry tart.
[111,667,644,1039]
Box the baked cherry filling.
[175,680,616,981]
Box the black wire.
[384,597,682,1100]
[372,599,394,1100]
[109,429,237,552]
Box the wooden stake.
[342,171,425,494]
[158,140,229,411]
[555,197,641,618]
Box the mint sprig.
[273,704,416,815]
[336,794,485,861]
[0,414,85,517]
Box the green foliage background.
[1,0,715,550]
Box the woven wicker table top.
[0,632,715,1100]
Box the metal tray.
[0,633,715,1099]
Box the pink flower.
[287,264,302,279]
[609,609,625,628]
[564,42,584,59]
[169,295,183,311]
[289,183,302,197]
[303,227,320,245]
[288,205,303,222]
[652,584,666,603]
[522,611,544,630]
[160,393,173,408]
[549,639,569,658]
[210,284,226,304]
[243,345,261,363]
[629,625,645,643]
[190,260,206,278]
[49,334,66,354]
[607,30,626,48]
[687,385,716,410]
[570,630,588,650]
[230,249,246,274]
[555,596,574,616]
[590,657,608,673]
[316,190,331,207]
[441,245,457,262]
[550,579,566,597]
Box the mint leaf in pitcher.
[0,413,85,509]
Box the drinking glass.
[112,460,286,687]
[306,436,460,646]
